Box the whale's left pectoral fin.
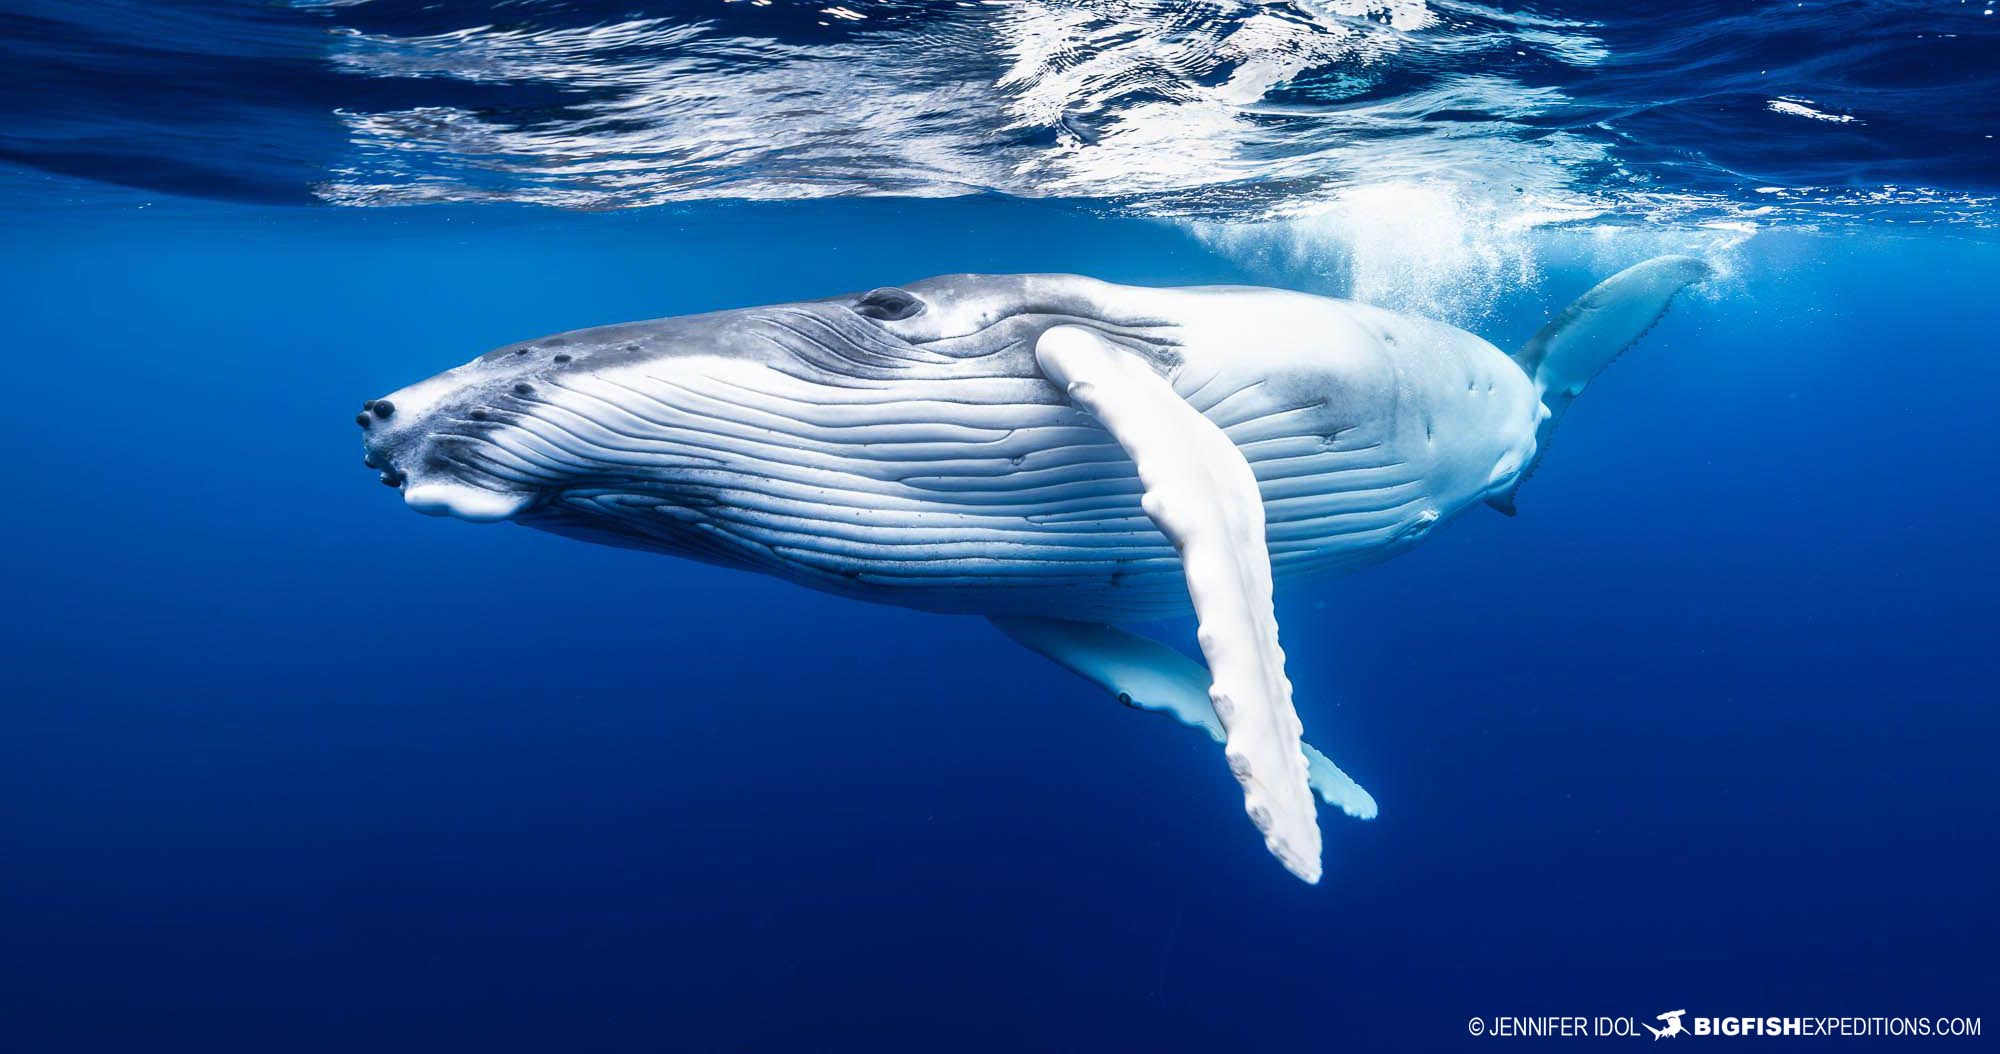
[990,616,1378,822]
[1034,325,1322,882]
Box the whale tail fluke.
[1489,255,1714,514]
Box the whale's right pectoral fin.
[990,616,1378,822]
[1033,324,1322,883]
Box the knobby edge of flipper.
[990,616,1378,821]
[1033,324,1323,883]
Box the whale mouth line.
[402,479,536,523]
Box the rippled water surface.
[7,0,1996,227]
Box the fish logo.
[1644,1010,1689,1040]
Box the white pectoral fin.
[1033,325,1322,882]
[991,616,1224,738]
[1301,742,1377,822]
[990,616,1378,821]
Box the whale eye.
[851,287,924,322]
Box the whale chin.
[402,480,536,522]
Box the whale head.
[353,306,763,527]
[357,275,1162,537]
[355,354,545,525]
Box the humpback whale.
[357,257,1710,882]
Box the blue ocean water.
[3,1,1997,1050]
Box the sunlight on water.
[280,0,1997,235]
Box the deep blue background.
[0,199,1994,1050]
